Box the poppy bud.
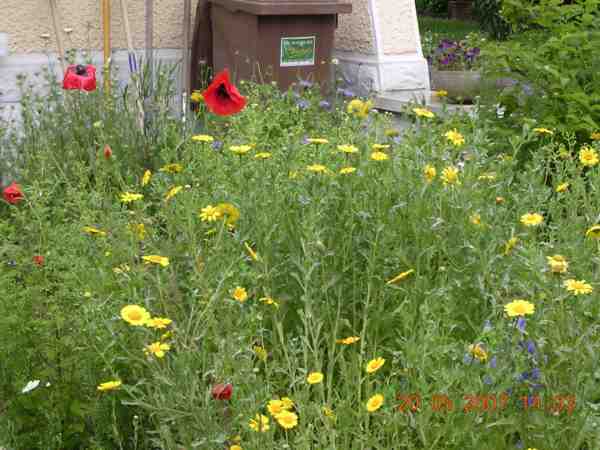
[103,144,113,160]
[2,182,24,205]
[33,255,45,266]
[211,383,233,400]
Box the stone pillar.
[334,0,429,104]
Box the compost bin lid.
[210,0,352,15]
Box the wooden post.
[48,0,66,73]
[119,0,146,131]
[101,0,111,94]
[145,0,154,82]
[182,0,191,120]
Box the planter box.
[431,69,481,102]
[448,0,473,20]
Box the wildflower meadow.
[1,60,600,450]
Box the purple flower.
[296,99,310,110]
[516,317,526,333]
[298,79,313,88]
[319,100,331,110]
[518,371,529,382]
[440,39,457,50]
[302,136,310,145]
[483,375,493,385]
[531,367,541,380]
[211,141,223,151]
[393,135,402,145]
[488,356,497,369]
[519,340,536,354]
[336,87,354,98]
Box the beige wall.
[335,0,376,55]
[375,0,420,55]
[2,0,198,54]
[1,0,384,56]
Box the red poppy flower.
[202,69,246,116]
[103,144,113,160]
[33,255,45,266]
[2,182,24,205]
[63,64,97,92]
[211,383,233,400]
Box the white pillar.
[334,0,430,104]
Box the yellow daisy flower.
[366,357,385,374]
[336,336,360,345]
[370,151,389,161]
[192,134,214,143]
[372,144,391,151]
[216,203,240,227]
[199,205,222,222]
[232,286,248,303]
[142,255,169,267]
[520,213,544,227]
[468,343,488,362]
[190,91,204,103]
[165,186,182,201]
[120,192,144,203]
[141,170,152,186]
[586,224,600,239]
[82,226,107,237]
[307,372,324,384]
[366,394,384,412]
[503,236,518,255]
[307,138,329,145]
[275,410,298,429]
[579,146,599,167]
[307,164,328,173]
[533,127,554,135]
[339,167,357,175]
[564,279,593,295]
[504,299,535,317]
[159,163,183,174]
[144,341,171,358]
[413,107,435,119]
[146,317,172,329]
[97,380,122,392]
[338,144,359,154]
[230,145,252,155]
[386,269,415,285]
[120,305,150,326]
[441,166,460,185]
[547,255,568,274]
[248,414,270,432]
[555,182,570,193]
[267,400,285,416]
[423,165,437,183]
[254,152,272,159]
[445,129,465,146]
[259,297,279,308]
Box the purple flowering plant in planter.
[430,39,481,71]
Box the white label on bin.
[280,36,316,67]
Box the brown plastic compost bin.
[191,0,352,92]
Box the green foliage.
[501,0,600,32]
[416,0,448,16]
[2,69,600,450]
[479,1,600,151]
[472,0,511,39]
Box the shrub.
[472,0,511,39]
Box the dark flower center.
[75,65,87,76]
[216,84,230,101]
